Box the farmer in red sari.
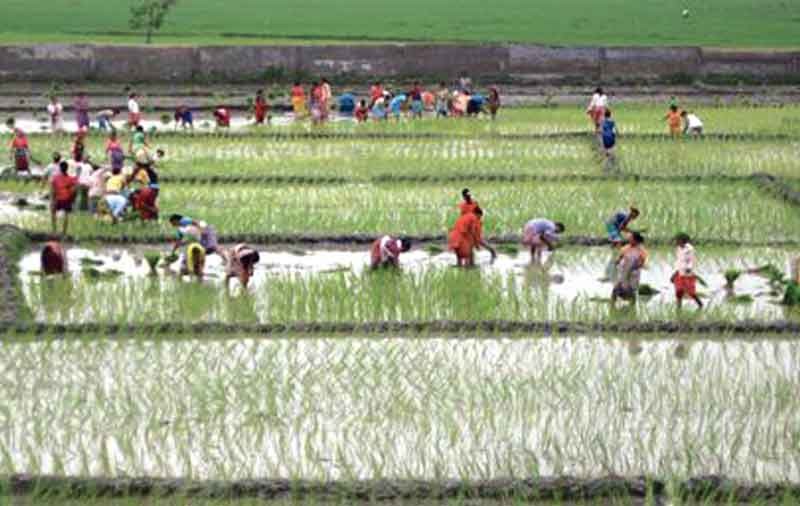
[9,129,32,173]
[458,188,479,215]
[370,236,412,269]
[130,187,159,221]
[213,106,231,128]
[254,89,270,125]
[41,241,67,275]
[449,207,496,267]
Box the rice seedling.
[0,336,798,483]
[18,246,799,325]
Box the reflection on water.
[0,337,797,481]
[18,246,799,323]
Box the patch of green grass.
[1,0,800,47]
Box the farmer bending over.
[449,207,496,268]
[41,241,67,275]
[370,236,412,269]
[611,232,648,308]
[223,244,261,289]
[522,218,565,266]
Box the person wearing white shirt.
[681,110,703,136]
[671,233,703,309]
[47,97,64,132]
[586,87,608,132]
[127,93,141,128]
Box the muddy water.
[18,245,798,323]
[0,337,798,481]
[0,114,356,136]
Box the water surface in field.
[0,336,798,481]
[18,245,798,323]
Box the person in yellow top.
[104,168,128,223]
[664,105,683,138]
[611,231,648,307]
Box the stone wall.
[0,43,798,83]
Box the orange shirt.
[449,213,483,252]
[667,110,682,130]
[10,136,28,149]
[458,200,479,215]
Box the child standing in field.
[671,233,703,309]
[254,89,270,125]
[291,82,306,118]
[664,105,683,138]
[611,231,648,307]
[586,87,608,133]
[600,109,618,170]
[47,96,64,133]
[127,93,141,128]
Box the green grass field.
[1,0,800,47]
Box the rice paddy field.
[2,0,800,47]
[1,99,800,504]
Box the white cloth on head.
[379,235,400,262]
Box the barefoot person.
[169,214,219,255]
[671,233,703,309]
[47,96,64,133]
[664,105,683,138]
[603,206,640,282]
[370,235,412,269]
[254,89,270,125]
[9,128,33,174]
[50,161,78,236]
[449,207,496,268]
[41,241,67,275]
[611,231,648,308]
[600,109,618,170]
[682,110,704,136]
[522,218,565,265]
[223,244,261,289]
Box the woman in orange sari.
[448,207,496,267]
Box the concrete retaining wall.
[0,44,798,83]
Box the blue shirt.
[608,211,628,229]
[602,119,615,138]
[470,94,485,106]
[339,93,355,113]
[390,95,407,112]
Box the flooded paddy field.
[0,336,798,483]
[18,245,800,324]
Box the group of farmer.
[585,88,705,169]
[11,125,163,236]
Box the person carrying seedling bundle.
[664,105,683,138]
[41,241,67,275]
[254,89,271,125]
[9,128,33,174]
[681,110,703,136]
[611,231,648,308]
[671,233,703,309]
[586,87,608,133]
[370,236,412,269]
[603,206,639,282]
[50,160,78,236]
[522,218,565,265]
[223,244,261,289]
[449,207,496,268]
[458,188,479,215]
[213,106,231,128]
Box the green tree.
[129,0,178,44]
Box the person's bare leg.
[692,295,703,308]
[51,209,57,234]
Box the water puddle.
[18,245,798,323]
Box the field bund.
[0,44,799,83]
